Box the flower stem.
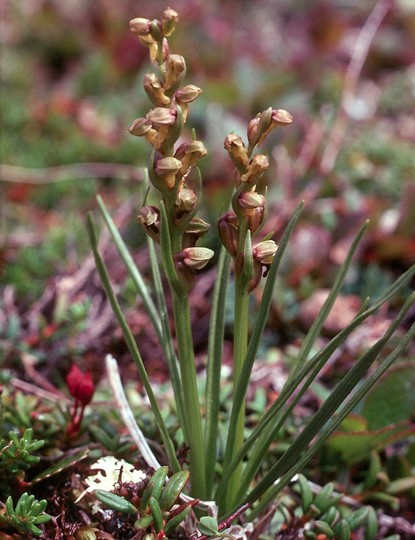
[172,291,206,499]
[219,274,250,515]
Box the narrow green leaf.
[94,490,137,514]
[164,505,192,535]
[204,246,231,498]
[219,272,408,493]
[30,448,90,484]
[247,301,415,515]
[290,220,368,378]
[86,213,180,473]
[149,497,164,532]
[147,237,185,433]
[144,466,169,504]
[96,195,162,339]
[160,470,190,510]
[6,496,14,515]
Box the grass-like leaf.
[96,195,162,339]
[246,292,415,513]
[289,220,369,378]
[217,202,303,506]
[86,212,180,473]
[204,246,232,498]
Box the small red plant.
[66,364,95,437]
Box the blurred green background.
[1,0,415,300]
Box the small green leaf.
[134,515,154,529]
[94,490,137,514]
[386,476,415,494]
[297,474,313,513]
[314,520,334,537]
[322,506,339,526]
[197,516,219,535]
[333,519,350,540]
[149,496,164,533]
[313,483,336,513]
[159,470,189,510]
[141,466,169,510]
[164,505,192,535]
[346,506,370,529]
[365,507,378,540]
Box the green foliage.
[362,364,415,430]
[327,415,415,465]
[294,475,378,540]
[0,493,51,536]
[87,6,415,525]
[0,428,44,475]
[197,516,220,536]
[94,467,195,537]
[3,2,415,537]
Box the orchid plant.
[86,6,415,522]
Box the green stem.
[219,275,249,514]
[158,198,206,497]
[172,292,206,499]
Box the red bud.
[66,364,95,406]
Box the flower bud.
[224,134,250,171]
[241,154,269,185]
[237,191,265,210]
[137,205,161,242]
[175,84,203,120]
[138,34,159,63]
[66,364,95,406]
[236,191,266,234]
[256,108,293,147]
[164,54,186,91]
[247,207,265,235]
[272,108,293,126]
[218,210,239,256]
[143,73,171,106]
[182,247,214,270]
[183,217,211,247]
[130,18,151,36]
[161,7,179,37]
[147,107,176,126]
[247,108,272,149]
[175,85,203,103]
[253,239,278,265]
[247,108,293,148]
[159,123,184,155]
[175,188,198,216]
[174,140,207,174]
[153,156,182,190]
[247,115,260,147]
[174,259,195,292]
[127,117,152,137]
